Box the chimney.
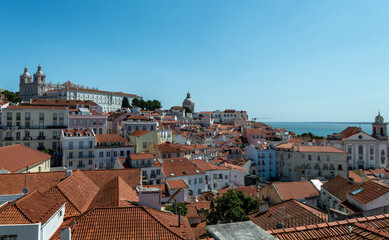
[60,228,71,240]
[65,169,73,178]
[178,206,181,227]
[259,201,269,213]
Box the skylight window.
[170,173,175,176]
[195,170,200,173]
[351,188,364,195]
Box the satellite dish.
[22,187,28,194]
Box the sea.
[265,122,373,137]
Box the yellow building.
[0,144,51,174]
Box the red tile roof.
[249,199,328,230]
[345,181,389,204]
[0,191,65,225]
[95,134,133,146]
[157,142,191,153]
[67,206,194,240]
[273,181,319,200]
[322,175,360,201]
[218,185,260,198]
[0,171,65,195]
[130,130,151,136]
[167,179,189,189]
[62,129,95,137]
[268,214,389,240]
[162,158,205,177]
[130,153,157,160]
[28,98,98,106]
[6,105,67,109]
[0,144,51,173]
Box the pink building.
[243,128,266,145]
[69,108,108,134]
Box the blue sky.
[1,1,389,122]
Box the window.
[69,161,73,166]
[338,164,343,170]
[89,160,92,165]
[6,112,12,120]
[86,119,90,126]
[39,113,44,120]
[79,141,83,149]
[73,119,77,125]
[359,146,363,154]
[79,152,83,158]
[99,128,102,134]
[106,151,111,157]
[195,178,197,184]
[53,113,57,120]
[59,113,64,120]
[189,179,192,185]
[199,178,203,183]
[93,119,97,125]
[308,155,312,160]
[25,112,30,120]
[99,119,103,125]
[80,119,84,125]
[16,112,21,120]
[99,152,103,158]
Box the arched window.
[359,146,363,155]
[373,128,376,135]
[380,128,384,135]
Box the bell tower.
[33,65,47,96]
[372,112,388,140]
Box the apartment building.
[95,134,134,169]
[277,143,348,181]
[0,106,69,156]
[61,129,96,170]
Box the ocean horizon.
[265,122,374,137]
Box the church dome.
[375,112,384,124]
[182,92,195,112]
[23,67,30,77]
[36,65,44,76]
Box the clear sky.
[1,1,389,122]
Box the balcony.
[37,146,45,151]
[4,137,13,141]
[77,164,86,168]
[37,136,46,140]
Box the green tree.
[121,97,131,108]
[151,100,162,110]
[207,189,260,224]
[132,98,140,107]
[165,202,188,216]
[2,90,22,104]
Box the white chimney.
[65,170,73,178]
[60,228,71,240]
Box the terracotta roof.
[0,191,65,225]
[322,175,360,201]
[268,214,389,240]
[130,153,157,160]
[157,142,191,153]
[249,199,328,230]
[54,170,100,213]
[62,129,95,137]
[167,179,189,189]
[273,181,319,200]
[192,159,218,171]
[0,144,51,173]
[278,143,346,153]
[67,206,194,240]
[29,98,98,106]
[0,171,65,195]
[130,130,151,137]
[162,157,205,177]
[339,127,362,139]
[95,134,133,146]
[52,86,140,98]
[6,105,67,109]
[345,181,389,204]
